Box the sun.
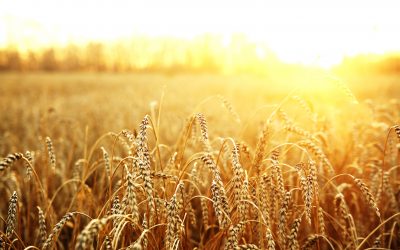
[1,0,400,69]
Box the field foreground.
[0,72,400,249]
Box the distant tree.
[26,51,39,71]
[0,50,7,71]
[4,50,22,70]
[63,44,81,71]
[40,48,58,71]
[85,42,106,71]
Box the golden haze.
[1,0,400,69]
[0,2,400,249]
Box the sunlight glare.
[0,0,400,68]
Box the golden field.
[0,71,399,249]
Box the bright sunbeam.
[1,0,400,68]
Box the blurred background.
[1,0,400,76]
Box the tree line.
[0,34,280,74]
[1,34,399,75]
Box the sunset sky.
[1,0,400,67]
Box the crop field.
[0,72,399,250]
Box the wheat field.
[0,72,399,250]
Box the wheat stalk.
[278,191,291,244]
[308,160,319,200]
[75,218,107,250]
[136,115,155,224]
[298,140,334,175]
[141,213,148,249]
[122,167,139,224]
[238,171,250,221]
[225,221,245,250]
[37,206,47,247]
[271,150,285,202]
[231,143,245,218]
[111,196,122,229]
[6,191,18,238]
[42,212,73,250]
[260,174,272,228]
[196,113,212,152]
[334,194,356,248]
[287,215,302,250]
[45,137,56,170]
[302,234,321,250]
[211,179,230,229]
[101,147,111,177]
[266,228,275,250]
[201,153,219,177]
[304,174,314,224]
[201,196,209,229]
[352,177,380,217]
[382,171,399,212]
[24,150,34,180]
[253,122,269,176]
[0,153,23,171]
[166,181,184,249]
[318,207,326,236]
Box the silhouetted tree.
[3,50,22,70]
[63,44,81,71]
[40,48,57,71]
[26,51,39,71]
[86,42,105,71]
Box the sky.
[1,0,400,67]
